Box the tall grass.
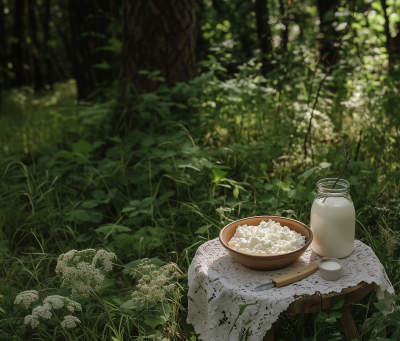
[0,64,399,340]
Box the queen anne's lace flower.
[56,249,116,297]
[20,295,82,329]
[61,315,81,329]
[24,303,52,328]
[14,290,39,309]
[92,249,116,271]
[43,295,82,312]
[131,259,181,304]
[24,314,40,328]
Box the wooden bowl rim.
[219,215,313,258]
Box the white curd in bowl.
[228,219,306,255]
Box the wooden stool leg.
[337,306,361,341]
[262,323,275,341]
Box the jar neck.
[316,178,350,198]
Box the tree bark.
[278,0,288,52]
[42,0,53,88]
[119,0,197,95]
[26,0,44,92]
[11,0,25,88]
[317,0,340,66]
[380,0,399,67]
[0,0,9,93]
[255,0,272,74]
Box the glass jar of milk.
[310,178,355,258]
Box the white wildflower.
[61,315,81,329]
[32,303,52,319]
[131,259,181,304]
[24,314,40,328]
[14,290,39,309]
[43,295,82,312]
[24,303,53,328]
[92,249,116,272]
[56,248,115,297]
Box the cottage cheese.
[228,219,306,255]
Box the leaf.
[178,164,201,172]
[157,191,175,204]
[317,312,329,320]
[92,190,106,200]
[195,224,211,234]
[233,186,239,198]
[326,311,342,323]
[319,162,331,169]
[122,257,165,275]
[72,140,92,155]
[259,193,275,203]
[335,22,348,31]
[297,167,319,180]
[94,60,111,69]
[329,312,342,319]
[76,230,95,242]
[228,303,257,338]
[374,301,393,312]
[264,183,274,190]
[120,300,138,310]
[288,188,308,200]
[283,209,298,218]
[330,296,345,310]
[108,136,121,143]
[81,200,99,209]
[210,168,228,183]
[102,37,122,52]
[180,316,196,334]
[307,191,317,203]
[139,197,154,208]
[323,10,334,22]
[56,150,74,159]
[100,278,114,291]
[69,210,103,223]
[95,224,131,239]
[128,200,141,207]
[273,180,291,191]
[143,313,166,330]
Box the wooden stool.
[263,282,375,341]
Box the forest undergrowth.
[1,62,400,340]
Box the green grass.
[0,80,77,158]
[0,66,400,340]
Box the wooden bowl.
[219,216,312,271]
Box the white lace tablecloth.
[187,238,394,341]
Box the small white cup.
[318,258,343,281]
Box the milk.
[310,196,355,258]
[320,261,342,270]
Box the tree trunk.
[42,0,53,88]
[69,0,119,100]
[380,0,399,67]
[119,0,197,95]
[317,0,340,66]
[26,0,44,92]
[11,0,25,88]
[0,0,9,93]
[278,0,288,52]
[255,0,272,74]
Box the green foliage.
[1,0,400,337]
